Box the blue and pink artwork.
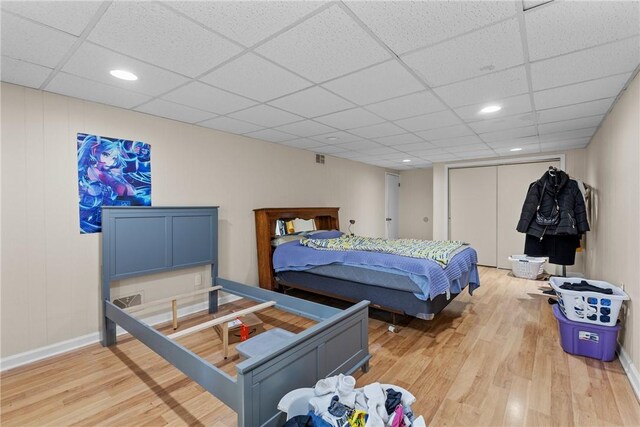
[77,133,152,233]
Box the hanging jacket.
[516,170,590,239]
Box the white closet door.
[496,161,560,269]
[449,166,497,267]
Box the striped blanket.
[301,235,467,267]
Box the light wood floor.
[1,267,639,426]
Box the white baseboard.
[618,344,640,402]
[0,293,241,372]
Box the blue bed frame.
[101,206,371,426]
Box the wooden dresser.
[254,207,340,290]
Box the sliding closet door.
[496,161,560,269]
[449,166,497,266]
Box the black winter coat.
[516,170,589,239]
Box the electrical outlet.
[195,273,203,288]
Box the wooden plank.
[168,301,276,340]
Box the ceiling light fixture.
[326,136,338,141]
[402,159,411,163]
[480,105,501,114]
[110,69,138,81]
[510,147,523,152]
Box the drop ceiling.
[1,1,638,170]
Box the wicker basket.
[508,255,546,279]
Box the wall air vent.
[316,154,325,164]
[113,293,142,309]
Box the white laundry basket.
[508,255,546,279]
[550,277,629,327]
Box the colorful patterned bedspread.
[301,235,467,267]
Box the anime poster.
[77,133,151,233]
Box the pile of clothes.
[282,374,425,427]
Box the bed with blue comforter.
[273,233,479,320]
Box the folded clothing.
[560,280,613,295]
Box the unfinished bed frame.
[101,206,370,427]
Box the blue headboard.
[101,206,219,344]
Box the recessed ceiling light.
[480,105,501,114]
[110,69,138,81]
[402,159,411,163]
[326,136,338,141]
[510,147,523,152]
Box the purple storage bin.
[552,305,621,362]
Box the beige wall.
[0,83,389,358]
[585,72,639,379]
[398,168,433,240]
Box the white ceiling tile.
[526,1,640,61]
[431,135,483,148]
[256,5,390,83]
[479,125,538,143]
[273,120,337,138]
[1,1,102,36]
[134,98,215,123]
[88,2,242,77]
[487,136,540,149]
[162,81,256,115]
[310,131,363,144]
[416,124,474,141]
[534,73,630,110]
[365,91,447,121]
[531,37,640,91]
[540,138,591,151]
[381,152,427,161]
[373,133,424,146]
[493,145,541,155]
[457,150,497,159]
[1,13,77,68]
[245,128,297,143]
[166,1,327,47]
[200,53,312,102]
[314,108,385,129]
[434,66,529,108]
[228,104,303,127]
[523,1,553,11]
[454,93,532,122]
[312,144,350,154]
[538,128,597,143]
[403,18,523,87]
[417,153,461,162]
[335,140,382,151]
[395,110,462,132]
[405,147,448,156]
[446,143,491,154]
[47,72,152,109]
[346,1,516,54]
[349,122,406,139]
[0,56,52,88]
[198,116,264,134]
[333,150,363,159]
[279,138,326,149]
[63,43,190,97]
[537,98,614,124]
[538,116,603,135]
[393,141,438,152]
[322,60,424,105]
[269,86,354,118]
[356,145,402,156]
[469,113,536,133]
